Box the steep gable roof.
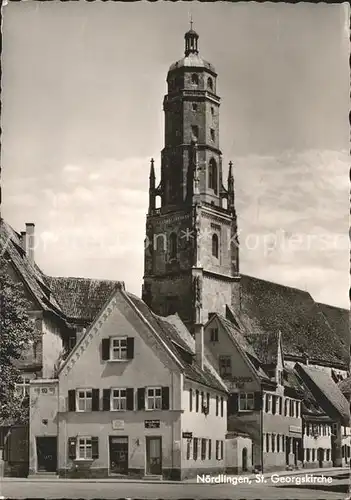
[284,366,326,416]
[46,276,123,323]
[239,275,348,367]
[338,376,351,398]
[0,220,64,317]
[316,302,350,350]
[295,363,350,425]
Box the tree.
[0,256,35,424]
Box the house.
[295,363,350,468]
[0,218,120,476]
[29,283,228,480]
[338,376,351,465]
[204,314,303,473]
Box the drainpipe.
[260,391,264,473]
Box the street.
[0,470,348,500]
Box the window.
[239,393,254,411]
[207,77,213,90]
[216,395,219,416]
[282,435,285,452]
[212,234,219,258]
[278,397,282,415]
[77,437,92,460]
[195,390,199,412]
[193,438,198,460]
[186,439,191,460]
[191,73,199,85]
[15,375,32,398]
[219,355,232,378]
[192,103,198,111]
[266,394,272,413]
[306,448,310,462]
[220,440,224,460]
[266,433,269,452]
[326,449,330,461]
[216,440,219,459]
[220,397,224,417]
[284,398,289,416]
[210,128,215,142]
[295,401,299,418]
[110,337,127,360]
[312,449,315,461]
[210,328,218,342]
[208,159,218,194]
[211,106,214,116]
[77,389,92,412]
[169,232,177,259]
[208,439,212,460]
[146,387,162,410]
[111,389,127,411]
[201,391,204,410]
[191,125,199,141]
[201,439,206,460]
[277,434,280,452]
[206,392,210,412]
[189,389,193,411]
[290,400,294,417]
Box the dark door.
[109,437,128,474]
[242,447,248,472]
[36,437,57,473]
[317,447,324,467]
[146,436,162,475]
[285,437,290,465]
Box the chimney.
[25,223,35,265]
[194,323,204,371]
[20,231,27,254]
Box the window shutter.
[126,388,134,410]
[101,338,110,361]
[228,393,239,415]
[102,389,110,411]
[254,392,263,410]
[68,390,76,412]
[91,437,99,459]
[137,388,145,410]
[126,337,134,359]
[68,437,76,459]
[92,389,100,411]
[161,386,170,410]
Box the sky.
[2,1,350,308]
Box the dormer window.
[191,73,199,85]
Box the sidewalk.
[0,466,347,484]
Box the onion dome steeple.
[184,18,199,56]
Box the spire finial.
[184,16,199,56]
[190,13,193,31]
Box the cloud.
[3,149,348,307]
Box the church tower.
[142,26,240,331]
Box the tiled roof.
[284,366,325,416]
[0,220,63,316]
[127,294,227,393]
[46,276,122,323]
[245,332,279,366]
[295,363,350,425]
[239,275,349,367]
[316,302,350,350]
[338,376,351,397]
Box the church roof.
[239,275,349,368]
[316,302,350,350]
[338,376,351,397]
[168,53,216,73]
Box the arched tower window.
[212,234,219,258]
[191,73,199,85]
[208,159,218,194]
[169,232,177,259]
[207,77,213,90]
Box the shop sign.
[289,425,302,434]
[145,420,160,429]
[182,432,193,439]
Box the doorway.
[146,436,162,475]
[317,447,324,468]
[242,447,248,472]
[36,436,57,473]
[109,436,128,475]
